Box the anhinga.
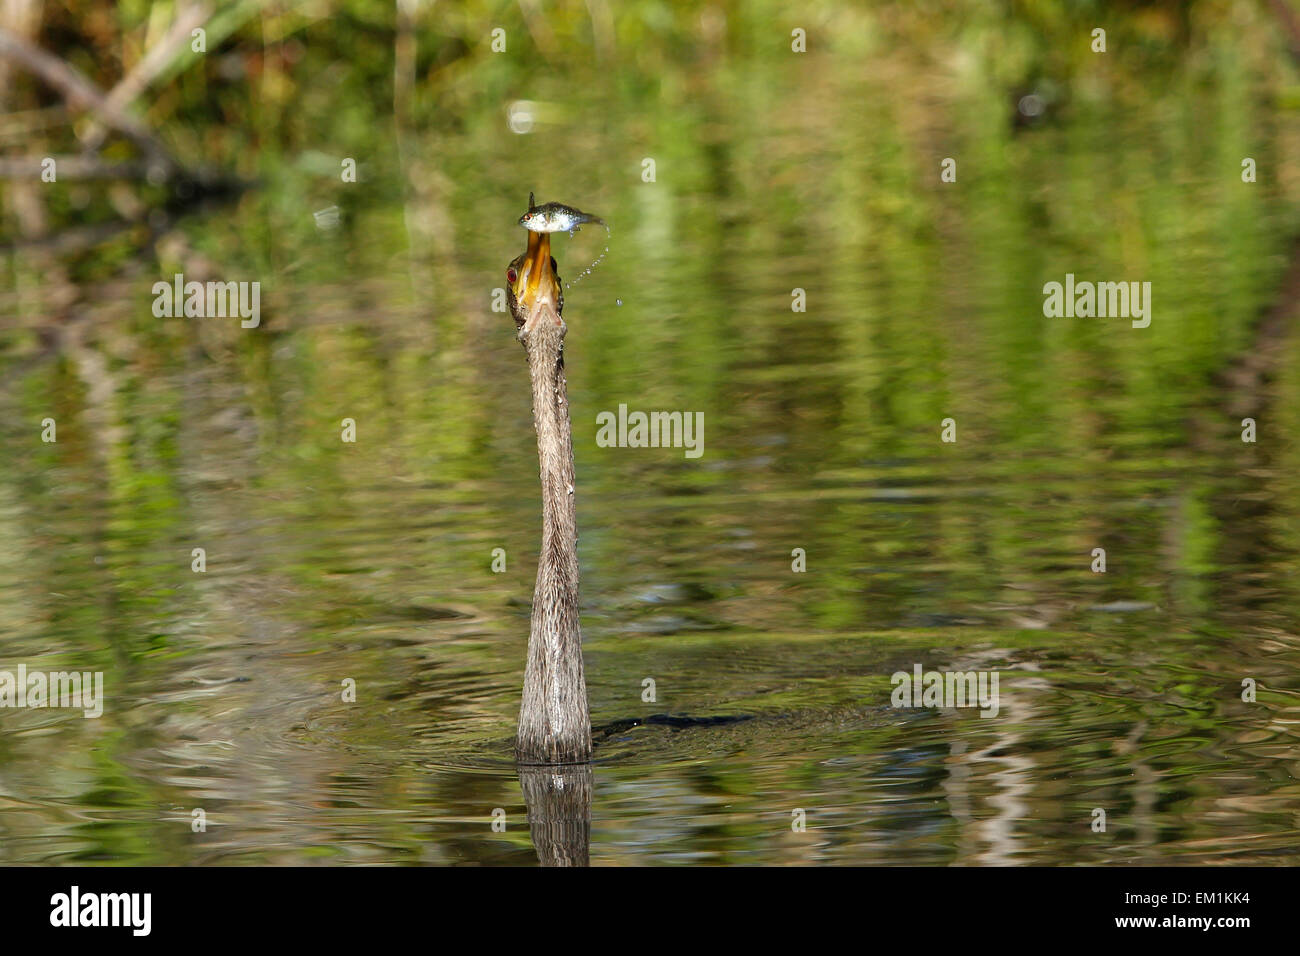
[506,226,592,765]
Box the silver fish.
[518,192,605,235]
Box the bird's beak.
[516,230,560,316]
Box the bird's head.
[506,228,563,335]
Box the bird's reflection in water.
[519,763,592,867]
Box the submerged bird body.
[519,192,605,235]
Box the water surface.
[2,3,1299,865]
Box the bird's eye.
[507,267,518,283]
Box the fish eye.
[507,267,518,283]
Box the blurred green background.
[0,0,1298,864]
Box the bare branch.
[82,2,214,152]
[0,155,154,179]
[0,26,178,177]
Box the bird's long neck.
[517,312,592,764]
